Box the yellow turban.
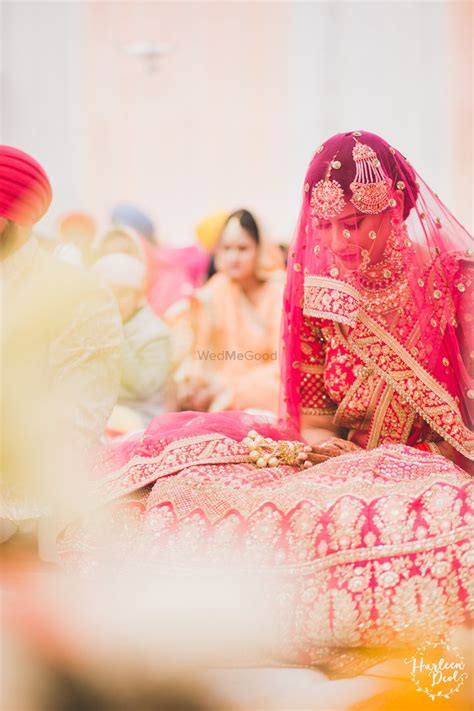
[195,210,229,252]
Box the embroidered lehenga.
[60,132,473,674]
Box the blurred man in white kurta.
[0,145,122,551]
[92,252,173,425]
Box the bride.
[60,131,473,674]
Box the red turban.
[0,145,52,226]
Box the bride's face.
[316,199,400,269]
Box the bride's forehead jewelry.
[350,139,392,214]
[310,155,346,220]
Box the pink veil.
[280,131,473,462]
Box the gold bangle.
[242,430,309,468]
[426,442,442,455]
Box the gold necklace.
[358,228,404,291]
[359,275,410,315]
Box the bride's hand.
[320,437,360,453]
[300,438,360,468]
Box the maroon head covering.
[0,146,52,226]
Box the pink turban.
[0,145,52,226]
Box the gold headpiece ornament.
[349,139,392,214]
[310,157,346,219]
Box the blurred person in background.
[167,209,285,415]
[162,210,229,381]
[0,145,122,550]
[34,229,58,254]
[195,210,230,254]
[194,209,230,282]
[92,253,173,425]
[95,224,146,261]
[111,202,156,245]
[54,210,97,267]
[276,236,290,267]
[94,225,164,414]
[111,201,208,316]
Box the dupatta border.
[97,433,250,503]
[303,277,474,459]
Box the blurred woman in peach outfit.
[168,209,286,414]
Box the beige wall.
[1,1,472,242]
[81,1,290,242]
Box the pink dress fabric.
[144,241,209,317]
[60,132,474,675]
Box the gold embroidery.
[330,323,415,447]
[299,315,337,415]
[59,440,473,677]
[301,277,473,459]
[97,433,250,503]
[334,367,377,430]
[304,276,361,326]
[301,364,325,375]
[367,384,416,449]
[354,313,474,458]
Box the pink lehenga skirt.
[59,412,473,675]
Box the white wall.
[1,1,86,221]
[287,1,456,229]
[1,1,471,242]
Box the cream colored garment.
[53,242,85,268]
[119,305,172,419]
[1,239,123,520]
